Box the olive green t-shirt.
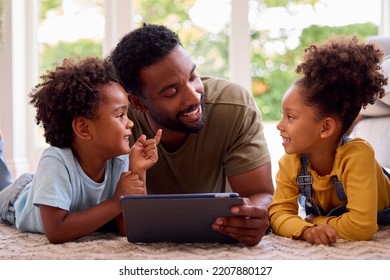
[128,77,271,194]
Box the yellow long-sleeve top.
[269,137,390,241]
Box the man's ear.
[320,117,337,138]
[72,117,92,140]
[128,95,147,112]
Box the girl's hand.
[301,224,338,245]
[304,214,317,223]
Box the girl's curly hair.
[296,36,388,134]
[29,57,119,148]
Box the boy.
[0,57,161,244]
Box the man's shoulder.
[201,76,253,105]
[202,76,247,93]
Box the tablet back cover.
[120,193,243,243]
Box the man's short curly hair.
[296,36,388,134]
[29,57,119,148]
[109,24,181,96]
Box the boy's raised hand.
[130,129,162,172]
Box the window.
[38,0,104,76]
[0,0,384,176]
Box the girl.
[269,36,390,245]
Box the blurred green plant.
[40,0,62,21]
[254,22,378,121]
[134,0,230,79]
[40,40,102,75]
[38,0,378,121]
[38,0,103,76]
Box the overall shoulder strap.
[297,154,326,215]
[383,167,390,179]
[332,134,351,201]
[297,154,313,200]
[297,136,351,216]
[341,134,352,145]
[331,176,347,201]
[297,153,347,202]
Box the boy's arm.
[112,130,162,237]
[129,129,162,192]
[40,171,144,244]
[40,198,122,244]
[129,129,161,170]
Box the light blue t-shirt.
[14,147,129,233]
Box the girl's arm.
[300,224,338,245]
[311,141,380,240]
[269,155,316,239]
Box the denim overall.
[297,135,390,225]
[0,138,13,191]
[0,138,33,225]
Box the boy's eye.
[189,73,199,82]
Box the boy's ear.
[128,95,147,112]
[320,117,337,138]
[72,117,92,140]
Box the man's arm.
[212,162,274,246]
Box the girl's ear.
[320,117,337,138]
[128,95,147,112]
[72,117,92,140]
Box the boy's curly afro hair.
[29,57,119,148]
[296,36,388,134]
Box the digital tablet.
[120,193,243,243]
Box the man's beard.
[149,94,206,133]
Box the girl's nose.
[276,119,283,131]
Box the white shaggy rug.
[1,222,390,260]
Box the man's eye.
[164,89,177,97]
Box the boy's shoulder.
[42,147,128,164]
[41,146,73,159]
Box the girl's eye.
[281,111,293,120]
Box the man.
[110,24,274,246]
